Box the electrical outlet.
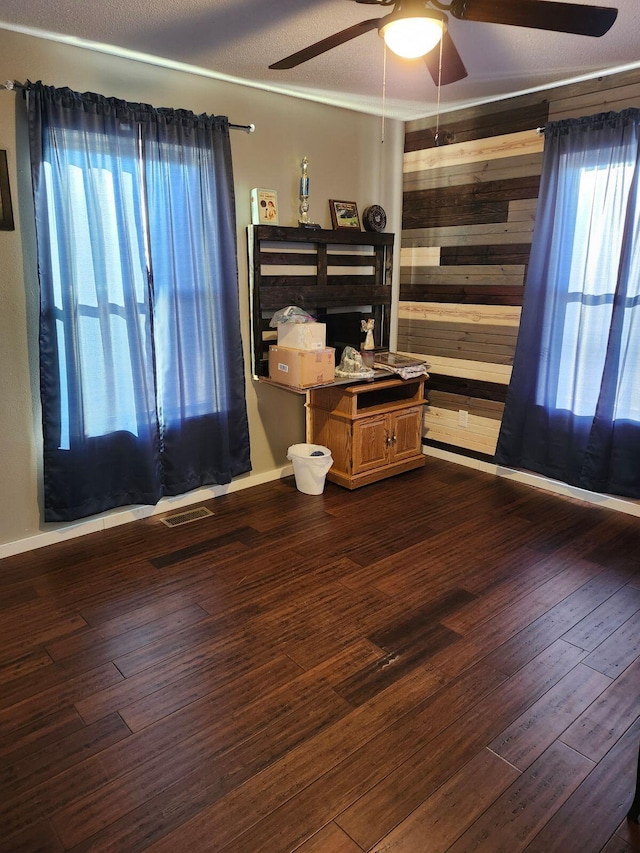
[458,409,469,428]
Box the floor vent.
[160,506,214,528]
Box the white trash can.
[287,444,333,495]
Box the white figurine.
[361,318,375,351]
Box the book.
[251,188,278,225]
[374,351,429,380]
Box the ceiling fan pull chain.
[381,42,387,143]
[434,32,443,145]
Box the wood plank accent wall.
[400,69,640,459]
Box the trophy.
[298,157,320,229]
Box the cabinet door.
[389,407,423,462]
[352,415,388,474]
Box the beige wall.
[0,27,405,555]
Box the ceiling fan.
[269,0,619,87]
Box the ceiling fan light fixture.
[380,12,445,59]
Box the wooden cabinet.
[307,376,426,489]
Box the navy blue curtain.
[495,109,640,499]
[28,82,251,522]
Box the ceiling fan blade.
[269,18,380,69]
[424,30,468,85]
[449,0,617,37]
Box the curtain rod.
[1,80,255,133]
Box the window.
[29,83,251,521]
[496,109,640,499]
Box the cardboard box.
[269,346,335,388]
[277,322,326,351]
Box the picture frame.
[329,199,360,230]
[0,150,14,231]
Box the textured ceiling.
[1,0,639,121]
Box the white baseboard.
[0,465,294,560]
[423,445,640,519]
[4,450,638,560]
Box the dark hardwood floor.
[1,457,639,852]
